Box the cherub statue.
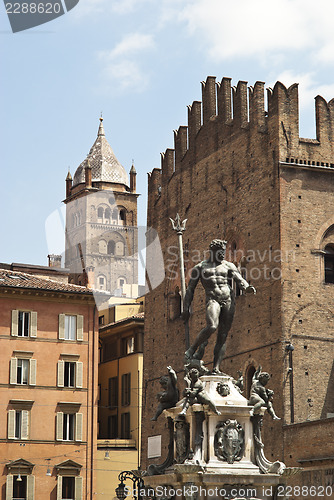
[248,366,280,420]
[233,370,244,393]
[151,366,179,421]
[180,368,221,416]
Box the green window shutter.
[77,315,84,341]
[57,361,64,387]
[10,358,17,385]
[59,314,65,340]
[29,359,37,386]
[8,410,15,439]
[11,310,18,336]
[30,312,37,337]
[75,476,83,500]
[56,412,63,441]
[75,413,83,442]
[6,474,13,500]
[57,476,62,500]
[21,410,29,440]
[76,362,83,389]
[27,475,35,500]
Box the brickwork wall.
[283,419,334,500]
[142,77,334,473]
[279,165,334,425]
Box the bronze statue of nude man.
[183,239,256,373]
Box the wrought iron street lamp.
[115,471,145,500]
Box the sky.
[1,0,334,283]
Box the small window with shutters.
[10,354,36,386]
[8,409,30,440]
[57,359,83,389]
[11,310,37,338]
[56,411,83,442]
[57,474,83,500]
[58,315,84,341]
[6,472,35,500]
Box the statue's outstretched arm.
[228,262,256,294]
[167,366,177,385]
[253,365,262,382]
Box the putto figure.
[151,366,179,421]
[180,368,221,416]
[183,239,256,373]
[248,366,280,420]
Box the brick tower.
[64,118,139,293]
[143,77,334,489]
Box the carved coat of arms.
[214,419,244,464]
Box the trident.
[170,213,189,348]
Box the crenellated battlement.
[148,76,334,192]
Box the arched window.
[105,208,111,223]
[324,245,334,283]
[98,275,106,290]
[107,241,115,255]
[98,240,107,254]
[115,241,125,256]
[97,207,104,220]
[117,277,126,289]
[119,209,126,223]
[78,213,81,225]
[112,208,118,223]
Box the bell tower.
[64,118,139,294]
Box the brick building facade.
[142,77,334,491]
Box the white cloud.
[97,33,155,92]
[173,0,334,63]
[103,60,150,91]
[106,33,154,59]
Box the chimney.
[66,171,73,198]
[86,266,95,288]
[130,163,136,193]
[85,159,92,188]
[48,254,62,268]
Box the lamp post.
[115,471,145,500]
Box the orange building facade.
[0,269,99,500]
[96,299,144,499]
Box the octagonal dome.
[73,118,129,187]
